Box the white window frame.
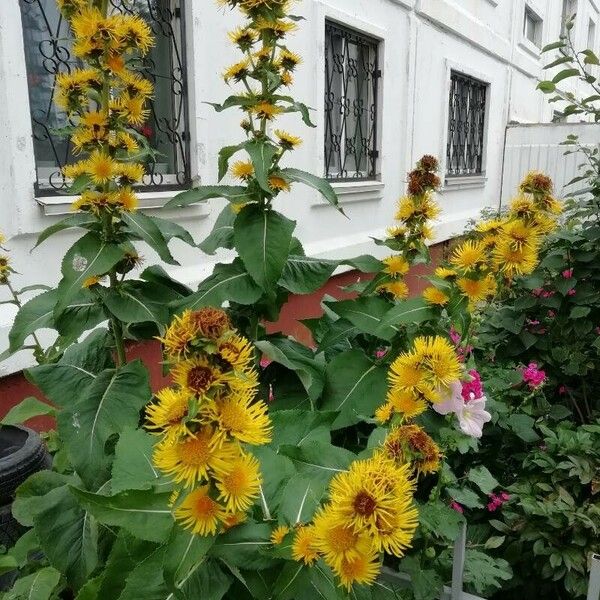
[523,5,544,49]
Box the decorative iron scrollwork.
[18,0,190,194]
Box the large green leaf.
[12,472,72,527]
[55,232,125,317]
[4,567,61,600]
[111,428,168,494]
[116,545,170,600]
[234,205,296,290]
[25,329,113,407]
[280,168,340,211]
[150,214,196,247]
[163,528,216,588]
[174,259,262,311]
[102,281,169,330]
[34,213,95,249]
[54,290,105,342]
[122,211,178,265]
[325,297,397,341]
[165,185,250,209]
[210,523,275,570]
[178,560,232,600]
[278,441,354,483]
[33,486,98,590]
[70,487,173,543]
[321,349,388,429]
[273,562,311,600]
[255,338,325,402]
[9,289,57,352]
[244,139,279,194]
[198,205,236,255]
[279,474,327,526]
[1,396,55,425]
[279,255,338,294]
[141,265,193,298]
[252,446,296,519]
[218,143,245,181]
[57,360,151,487]
[379,298,438,330]
[269,410,335,447]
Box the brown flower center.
[353,491,377,516]
[187,366,215,394]
[192,307,230,339]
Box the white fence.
[501,122,600,206]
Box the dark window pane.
[324,21,379,181]
[18,0,190,194]
[446,71,487,177]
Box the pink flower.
[532,288,544,297]
[526,319,540,327]
[450,501,464,514]
[433,380,463,415]
[487,492,510,512]
[268,384,275,403]
[567,289,576,296]
[449,326,462,346]
[547,310,556,319]
[456,396,492,438]
[260,356,272,369]
[500,492,511,502]
[522,362,546,389]
[562,268,573,279]
[541,290,555,298]
[558,385,567,395]
[462,369,483,401]
[375,348,388,359]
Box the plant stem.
[108,272,127,367]
[6,280,45,360]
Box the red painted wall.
[0,243,446,432]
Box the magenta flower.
[522,362,546,389]
[558,385,567,395]
[462,369,483,401]
[450,501,464,514]
[375,348,388,359]
[487,492,511,512]
[567,288,576,296]
[562,268,573,279]
[449,326,461,346]
[260,356,272,369]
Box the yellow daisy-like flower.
[336,551,380,590]
[172,356,227,397]
[500,219,540,250]
[115,162,145,184]
[255,17,298,37]
[434,267,456,280]
[388,353,425,391]
[81,111,107,128]
[372,501,419,557]
[382,255,410,278]
[387,225,408,239]
[275,130,302,150]
[118,15,154,55]
[223,511,247,530]
[223,59,251,83]
[279,49,303,71]
[212,450,262,512]
[113,93,150,126]
[145,387,192,439]
[450,239,487,271]
[422,286,449,306]
[374,402,394,424]
[202,392,272,446]
[492,240,539,277]
[228,27,257,49]
[231,161,254,180]
[476,219,504,235]
[292,526,320,565]
[271,524,290,545]
[379,280,409,300]
[280,71,293,86]
[413,336,462,387]
[380,425,442,475]
[158,309,200,360]
[63,161,88,181]
[153,427,234,488]
[174,486,226,536]
[386,388,427,419]
[508,196,537,219]
[114,188,138,212]
[85,150,116,184]
[269,175,291,192]
[118,71,154,98]
[457,276,493,304]
[217,334,256,374]
[395,196,417,221]
[250,102,284,120]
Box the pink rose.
[562,269,573,279]
[522,362,546,389]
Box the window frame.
[323,19,381,183]
[18,0,192,198]
[523,5,543,48]
[561,0,577,36]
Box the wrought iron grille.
[324,21,380,181]
[446,71,487,177]
[18,0,191,195]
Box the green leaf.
[165,185,250,209]
[163,528,216,588]
[255,338,325,402]
[279,255,338,294]
[507,414,540,442]
[582,49,600,65]
[252,446,296,518]
[325,297,397,341]
[55,232,125,317]
[279,168,341,211]
[273,562,310,600]
[25,329,113,407]
[321,348,388,429]
[122,211,178,265]
[218,143,244,181]
[150,215,196,247]
[468,466,500,495]
[447,487,484,509]
[379,297,437,329]
[5,567,61,600]
[244,139,279,194]
[279,474,327,526]
[34,213,95,249]
[269,410,336,447]
[537,81,557,93]
[198,205,236,255]
[9,289,57,352]
[234,205,296,289]
[178,560,232,600]
[542,40,566,52]
[175,259,262,311]
[117,545,169,600]
[102,281,169,330]
[70,487,173,543]
[141,265,193,298]
[543,55,573,69]
[1,396,55,425]
[33,486,98,590]
[570,306,591,319]
[57,360,151,487]
[54,290,105,342]
[552,68,580,83]
[74,575,103,600]
[111,428,167,493]
[279,441,355,484]
[418,501,464,542]
[462,549,512,595]
[210,522,275,570]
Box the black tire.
[0,425,51,505]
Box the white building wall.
[0,0,594,373]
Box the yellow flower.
[115,132,139,153]
[386,389,427,419]
[212,450,262,512]
[0,232,5,246]
[231,161,254,180]
[115,162,145,184]
[374,402,394,424]
[475,219,504,235]
[269,175,291,192]
[388,353,425,391]
[292,526,319,565]
[158,309,200,360]
[174,486,226,536]
[202,391,272,446]
[222,511,247,530]
[457,276,494,304]
[422,286,449,306]
[114,187,138,212]
[372,502,419,557]
[63,161,89,181]
[217,334,256,375]
[153,427,234,488]
[118,71,154,98]
[223,60,251,83]
[145,387,192,439]
[250,102,284,120]
[279,49,302,71]
[413,336,462,387]
[395,196,417,221]
[271,524,290,545]
[82,276,101,288]
[500,219,539,250]
[450,240,487,271]
[113,93,150,126]
[382,255,410,278]
[172,357,227,397]
[275,130,302,150]
[519,170,553,196]
[104,53,126,74]
[81,111,108,128]
[255,17,298,38]
[492,240,539,277]
[380,425,442,475]
[336,551,380,590]
[379,280,409,300]
[509,196,537,219]
[85,150,116,184]
[228,27,257,49]
[280,71,293,86]
[119,15,154,55]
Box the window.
[446,71,488,177]
[324,21,380,181]
[523,6,543,48]
[588,18,596,50]
[561,0,577,35]
[18,0,190,195]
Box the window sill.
[36,189,212,218]
[518,39,542,61]
[317,180,384,206]
[444,175,487,190]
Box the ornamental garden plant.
[0,1,597,599]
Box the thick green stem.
[6,280,45,361]
[109,274,127,366]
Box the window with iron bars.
[324,21,380,181]
[18,0,191,196]
[446,71,488,177]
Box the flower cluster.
[487,491,511,512]
[146,307,272,536]
[218,0,303,199]
[379,156,441,299]
[422,171,562,311]
[56,1,155,215]
[375,335,462,424]
[521,362,546,389]
[290,451,418,589]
